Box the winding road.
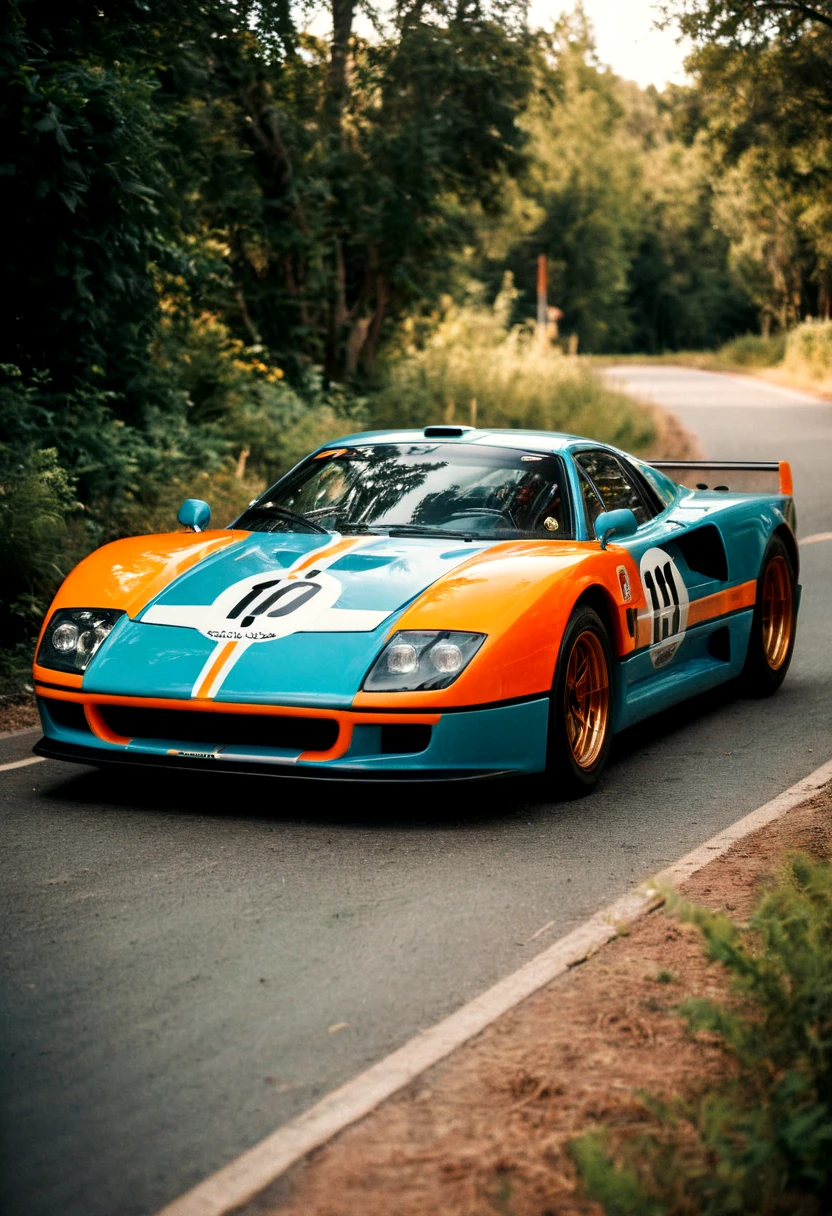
[2,365,831,1216]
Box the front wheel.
[739,534,797,696]
[545,605,613,798]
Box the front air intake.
[99,706,338,751]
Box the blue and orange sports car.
[33,426,799,794]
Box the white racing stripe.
[155,755,832,1216]
[0,756,46,773]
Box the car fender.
[352,540,643,710]
[33,531,243,682]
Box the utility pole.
[537,254,548,347]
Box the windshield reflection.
[235,443,572,540]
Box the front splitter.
[33,737,516,783]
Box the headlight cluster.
[37,609,124,674]
[363,630,485,692]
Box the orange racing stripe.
[194,639,238,700]
[687,578,757,628]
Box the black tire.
[739,534,797,697]
[545,604,614,799]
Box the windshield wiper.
[382,524,480,540]
[256,505,328,534]
[335,521,388,533]
[333,520,481,540]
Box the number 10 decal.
[639,546,689,668]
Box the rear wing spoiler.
[651,461,793,496]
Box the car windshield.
[236,443,573,540]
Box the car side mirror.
[178,499,212,533]
[595,508,638,549]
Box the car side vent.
[675,524,729,582]
[708,626,731,662]
[423,425,475,438]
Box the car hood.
[84,531,497,706]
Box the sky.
[304,1,692,93]
[529,0,691,89]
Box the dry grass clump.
[783,319,832,388]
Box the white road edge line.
[801,532,832,546]
[156,756,832,1216]
[0,756,46,773]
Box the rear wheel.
[740,535,797,696]
[546,605,613,798]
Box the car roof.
[325,428,597,455]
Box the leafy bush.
[371,278,657,453]
[717,331,787,368]
[571,854,832,1215]
[154,309,368,488]
[783,321,832,383]
[0,446,82,646]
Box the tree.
[470,11,754,352]
[662,0,832,321]
[198,0,532,380]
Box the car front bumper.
[34,691,550,781]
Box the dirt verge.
[262,783,832,1216]
[643,402,703,461]
[0,693,39,736]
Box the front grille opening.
[380,724,432,755]
[44,699,90,733]
[100,706,339,751]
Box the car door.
[574,448,696,672]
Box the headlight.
[37,609,124,674]
[363,630,485,692]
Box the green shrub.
[371,279,658,454]
[0,446,82,648]
[571,854,832,1215]
[0,321,370,658]
[717,331,787,368]
[783,321,832,382]
[154,309,369,488]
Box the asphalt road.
[2,365,831,1216]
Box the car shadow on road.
[35,677,765,831]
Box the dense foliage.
[572,853,832,1214]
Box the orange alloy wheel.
[564,629,610,770]
[761,555,793,670]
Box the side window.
[577,467,604,538]
[575,451,654,525]
[630,459,674,510]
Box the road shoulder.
[266,781,832,1216]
